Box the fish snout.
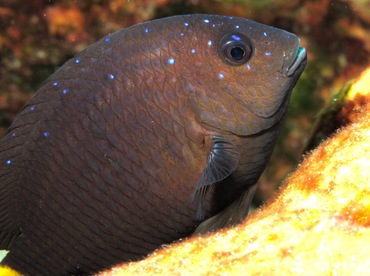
[283,43,307,77]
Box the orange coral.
[97,67,370,275]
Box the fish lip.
[284,46,307,77]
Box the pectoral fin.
[194,184,257,235]
[192,135,240,219]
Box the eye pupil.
[230,47,245,60]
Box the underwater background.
[0,0,369,207]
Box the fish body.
[0,14,306,275]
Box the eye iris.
[230,47,245,60]
[219,33,252,66]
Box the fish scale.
[0,14,306,275]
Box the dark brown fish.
[0,14,306,275]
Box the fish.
[0,14,307,275]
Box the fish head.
[179,15,307,135]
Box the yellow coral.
[347,67,370,99]
[0,266,22,276]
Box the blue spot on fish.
[62,89,68,94]
[180,32,184,37]
[265,52,271,56]
[203,19,210,24]
[264,32,267,37]
[207,40,212,46]
[247,65,251,71]
[105,37,111,42]
[53,82,58,87]
[30,106,35,111]
[43,132,50,138]
[235,25,240,29]
[6,159,11,165]
[109,74,115,80]
[168,58,175,65]
[212,24,216,28]
[231,35,241,41]
[218,73,225,79]
[184,22,189,27]
[12,133,16,137]
[191,49,196,54]
[144,28,152,33]
[75,59,81,64]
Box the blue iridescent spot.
[247,65,251,70]
[191,49,196,54]
[184,22,189,27]
[53,82,58,87]
[231,35,241,41]
[109,74,115,80]
[180,32,184,37]
[30,106,35,111]
[12,133,16,137]
[62,88,68,94]
[75,59,81,64]
[207,40,212,46]
[235,25,240,29]
[168,58,175,65]
[203,19,210,24]
[218,73,225,79]
[105,37,111,42]
[43,132,50,137]
[6,159,11,165]
[144,28,152,33]
[263,32,267,37]
[265,52,271,56]
[212,24,216,28]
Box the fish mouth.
[284,46,307,77]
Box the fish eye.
[219,33,253,66]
